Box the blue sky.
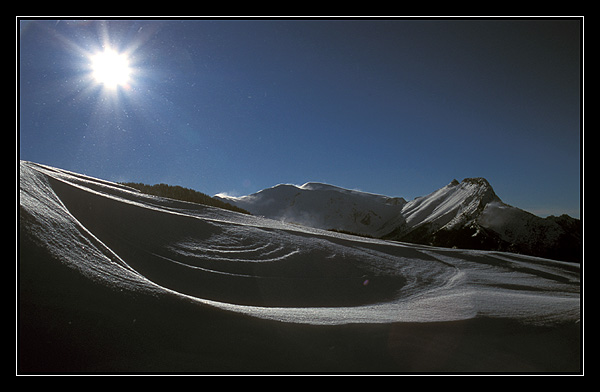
[18,18,581,218]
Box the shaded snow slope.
[20,161,579,327]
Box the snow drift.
[18,161,581,372]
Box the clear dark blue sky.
[19,18,581,218]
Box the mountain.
[216,178,581,263]
[18,161,580,372]
[216,182,407,238]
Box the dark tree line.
[121,182,250,215]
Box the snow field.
[19,161,579,327]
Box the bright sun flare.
[90,49,131,89]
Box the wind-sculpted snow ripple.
[168,229,300,264]
[160,224,463,308]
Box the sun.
[90,48,132,90]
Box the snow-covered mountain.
[18,161,580,372]
[216,178,581,263]
[216,182,407,238]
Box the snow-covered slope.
[218,178,581,263]
[20,160,580,323]
[392,178,581,262]
[215,177,504,237]
[400,178,499,230]
[216,182,407,237]
[19,161,581,372]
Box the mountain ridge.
[216,177,581,263]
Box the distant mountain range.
[215,178,581,263]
